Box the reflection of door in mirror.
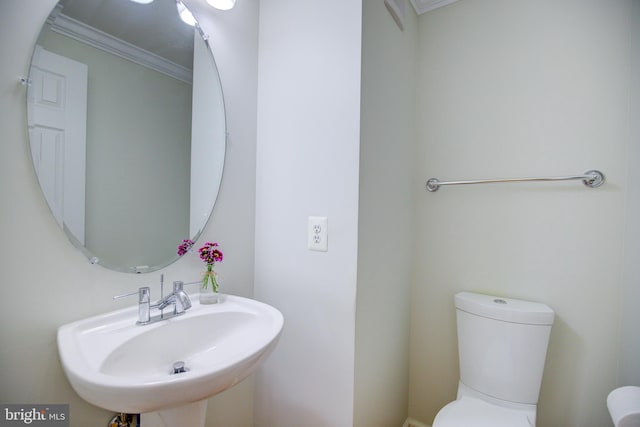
[28,45,88,245]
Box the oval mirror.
[27,0,226,273]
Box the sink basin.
[57,294,283,416]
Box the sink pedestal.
[142,400,208,427]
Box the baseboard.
[403,417,430,427]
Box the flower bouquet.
[177,239,224,304]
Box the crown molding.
[409,0,460,15]
[48,10,192,84]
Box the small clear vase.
[199,265,219,304]
[199,284,219,304]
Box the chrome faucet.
[155,281,192,314]
[114,280,192,325]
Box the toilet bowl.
[434,397,532,427]
[433,383,536,427]
[432,292,554,427]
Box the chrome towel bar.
[426,170,605,192]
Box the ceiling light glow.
[206,0,236,11]
[176,0,197,26]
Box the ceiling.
[50,0,459,70]
[54,0,195,69]
[410,0,460,14]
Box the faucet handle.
[113,287,150,303]
[172,281,192,313]
[173,281,184,293]
[180,280,202,289]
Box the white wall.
[619,0,640,387]
[253,1,362,425]
[409,1,635,427]
[0,0,259,425]
[355,1,417,426]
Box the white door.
[28,45,88,245]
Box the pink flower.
[198,242,224,265]
[177,239,194,256]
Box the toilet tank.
[455,292,554,405]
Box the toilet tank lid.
[455,292,554,325]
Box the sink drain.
[171,361,189,374]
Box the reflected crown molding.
[48,5,192,84]
[410,0,459,15]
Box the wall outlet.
[308,216,328,252]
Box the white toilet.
[432,292,554,427]
[608,386,640,427]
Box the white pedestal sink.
[57,294,283,427]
